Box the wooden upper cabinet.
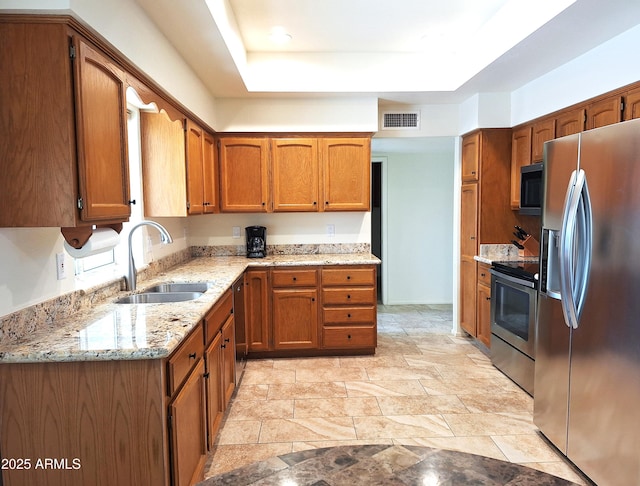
[74,36,131,222]
[0,22,131,229]
[510,126,532,209]
[532,118,556,162]
[203,133,218,214]
[219,138,270,212]
[625,87,640,120]
[140,110,187,217]
[461,132,480,182]
[320,137,371,211]
[186,120,205,215]
[272,138,319,212]
[587,96,623,130]
[555,108,585,137]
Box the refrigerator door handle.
[560,170,579,329]
[560,169,592,330]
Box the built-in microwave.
[520,162,543,215]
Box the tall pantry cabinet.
[459,129,518,346]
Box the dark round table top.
[198,444,580,485]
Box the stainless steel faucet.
[126,221,173,291]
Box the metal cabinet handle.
[188,352,196,359]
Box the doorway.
[371,160,382,301]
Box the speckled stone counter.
[0,254,380,364]
[474,243,539,265]
[197,445,579,486]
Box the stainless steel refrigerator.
[535,118,640,486]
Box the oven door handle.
[489,269,536,289]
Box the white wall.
[511,23,640,125]
[375,145,455,305]
[187,212,370,247]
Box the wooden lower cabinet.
[221,315,236,403]
[205,331,224,451]
[169,359,207,486]
[476,263,492,348]
[459,257,477,337]
[321,266,377,351]
[245,265,377,356]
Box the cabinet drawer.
[323,326,376,348]
[167,325,204,396]
[477,263,491,287]
[271,268,318,287]
[323,306,376,325]
[322,267,375,286]
[322,287,375,305]
[205,289,233,345]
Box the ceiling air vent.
[382,111,420,130]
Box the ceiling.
[134,0,640,106]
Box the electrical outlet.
[56,252,66,280]
[327,224,335,237]
[232,226,241,239]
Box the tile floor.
[204,304,586,485]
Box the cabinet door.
[555,108,585,137]
[169,359,207,486]
[245,270,271,351]
[203,132,219,213]
[221,315,236,404]
[477,283,492,348]
[510,126,532,209]
[272,288,319,350]
[204,332,223,451]
[460,183,478,258]
[320,138,371,211]
[586,96,623,130]
[532,118,556,162]
[461,132,480,182]
[219,138,270,212]
[624,87,640,120]
[186,120,205,215]
[74,37,131,222]
[141,111,187,217]
[460,257,477,337]
[272,138,319,211]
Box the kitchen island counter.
[0,253,380,364]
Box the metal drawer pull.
[188,352,196,359]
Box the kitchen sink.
[115,291,204,304]
[145,282,213,293]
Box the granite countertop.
[474,243,539,265]
[0,254,380,364]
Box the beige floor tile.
[339,355,408,368]
[216,419,262,445]
[244,359,275,370]
[205,443,293,477]
[272,356,341,370]
[443,412,537,436]
[294,397,382,418]
[345,380,427,397]
[295,367,368,382]
[393,436,508,461]
[376,395,468,415]
[241,368,296,385]
[232,383,269,401]
[267,382,347,400]
[526,461,588,485]
[353,415,454,439]
[226,399,294,421]
[420,376,521,396]
[403,353,478,367]
[291,438,394,452]
[459,392,534,414]
[365,365,441,381]
[259,417,357,443]
[492,433,564,463]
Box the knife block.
[518,235,540,258]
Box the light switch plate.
[232,226,241,239]
[327,224,335,237]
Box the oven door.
[490,270,537,358]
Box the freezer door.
[533,293,570,454]
[566,119,640,486]
[542,133,580,231]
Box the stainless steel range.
[489,261,539,396]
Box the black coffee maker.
[246,226,267,258]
